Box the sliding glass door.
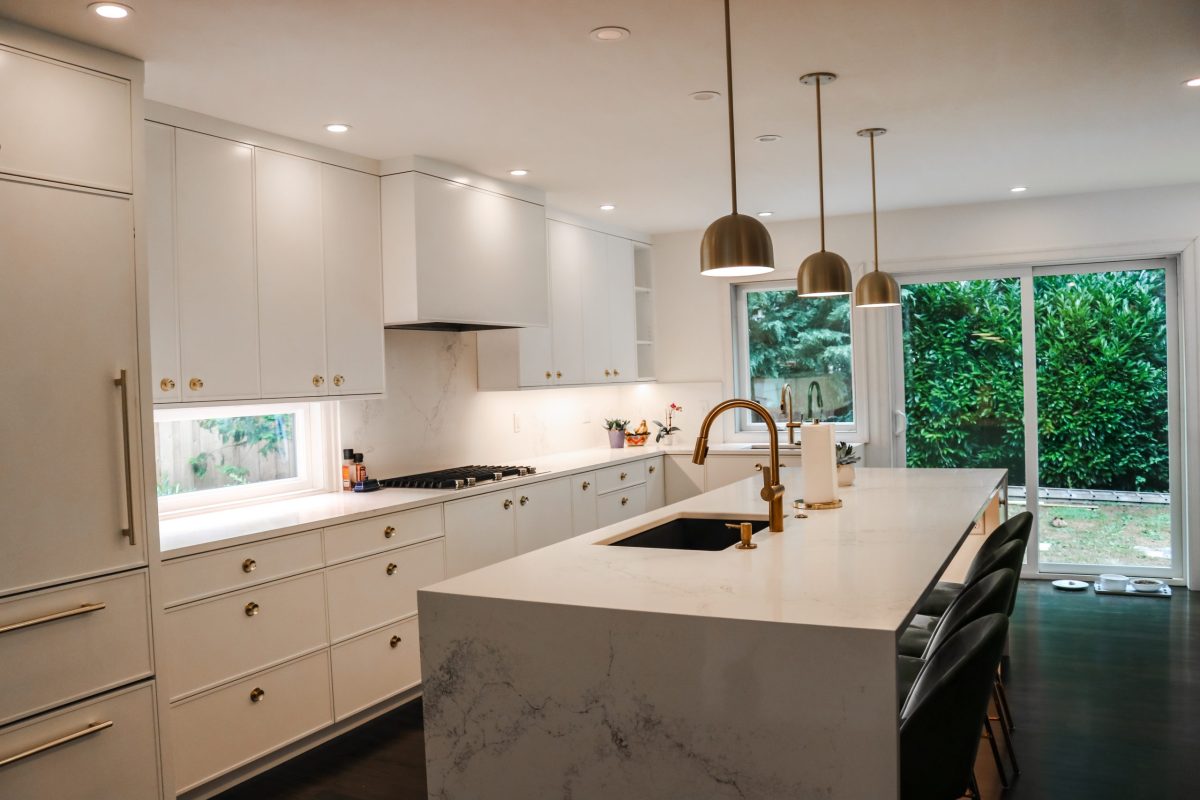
[893,259,1180,577]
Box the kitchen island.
[418,467,1006,799]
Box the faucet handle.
[726,522,757,550]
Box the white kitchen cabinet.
[606,236,639,382]
[322,164,384,396]
[644,455,665,512]
[515,477,573,554]
[571,472,598,536]
[382,169,547,328]
[548,220,588,384]
[255,148,327,398]
[704,454,804,492]
[325,539,444,642]
[665,454,706,504]
[330,616,421,721]
[0,45,132,193]
[597,484,647,528]
[0,177,146,596]
[0,682,161,800]
[476,326,555,389]
[145,121,181,402]
[174,129,260,401]
[443,491,517,577]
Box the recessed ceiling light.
[599,204,615,211]
[756,134,782,143]
[1185,77,1200,88]
[508,169,529,177]
[325,123,351,133]
[757,211,773,217]
[690,90,721,101]
[590,26,630,42]
[1010,186,1027,193]
[89,2,133,18]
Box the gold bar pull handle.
[113,370,136,546]
[0,602,106,636]
[0,720,113,769]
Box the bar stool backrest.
[923,568,1017,659]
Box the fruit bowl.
[624,432,648,447]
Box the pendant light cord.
[816,77,826,250]
[870,132,879,272]
[724,0,738,215]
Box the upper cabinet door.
[145,122,181,403]
[517,327,555,387]
[547,220,586,385]
[0,178,145,595]
[0,46,131,193]
[578,226,614,383]
[255,149,327,398]
[174,130,260,401]
[322,165,384,396]
[606,236,639,383]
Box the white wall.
[650,182,1200,586]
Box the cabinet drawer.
[161,530,323,607]
[163,572,328,700]
[171,651,332,793]
[326,540,444,642]
[331,617,420,721]
[597,484,647,529]
[0,682,160,800]
[324,504,443,565]
[596,460,646,494]
[0,571,152,726]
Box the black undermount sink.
[607,517,769,551]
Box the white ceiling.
[2,0,1198,233]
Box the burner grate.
[379,465,536,490]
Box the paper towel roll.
[800,421,838,504]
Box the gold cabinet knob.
[613,368,620,376]
[604,369,611,377]
[519,495,529,506]
[242,558,257,573]
[754,463,764,472]
[188,377,203,391]
[386,562,398,576]
[389,635,402,649]
[648,465,656,474]
[244,601,259,617]
[384,525,396,539]
[581,481,590,491]
[312,374,325,387]
[620,496,629,506]
[160,377,176,392]
[545,371,552,379]
[503,498,513,510]
[555,370,562,379]
[332,374,345,387]
[249,687,265,703]
[619,472,628,481]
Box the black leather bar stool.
[903,540,1027,647]
[918,512,1032,617]
[900,614,1009,800]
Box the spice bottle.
[354,453,366,484]
[342,449,355,491]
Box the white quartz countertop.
[423,467,1005,633]
[158,444,689,557]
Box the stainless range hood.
[381,156,549,332]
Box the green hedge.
[902,270,1168,492]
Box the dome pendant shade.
[797,250,852,296]
[854,268,901,306]
[701,213,775,276]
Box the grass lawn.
[1008,500,1171,568]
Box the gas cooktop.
[378,465,538,491]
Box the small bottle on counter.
[354,452,367,484]
[342,449,355,491]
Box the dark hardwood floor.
[215,580,1199,800]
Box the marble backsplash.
[336,330,725,477]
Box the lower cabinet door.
[571,472,598,536]
[644,456,665,512]
[514,477,572,554]
[330,616,420,721]
[171,651,333,793]
[0,682,160,800]
[597,484,647,528]
[325,539,445,642]
[443,491,516,578]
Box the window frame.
[731,280,870,442]
[154,401,336,518]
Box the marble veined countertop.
[423,467,1005,633]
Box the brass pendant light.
[699,0,774,277]
[796,72,851,297]
[854,128,900,307]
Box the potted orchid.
[654,403,683,445]
[604,418,630,449]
